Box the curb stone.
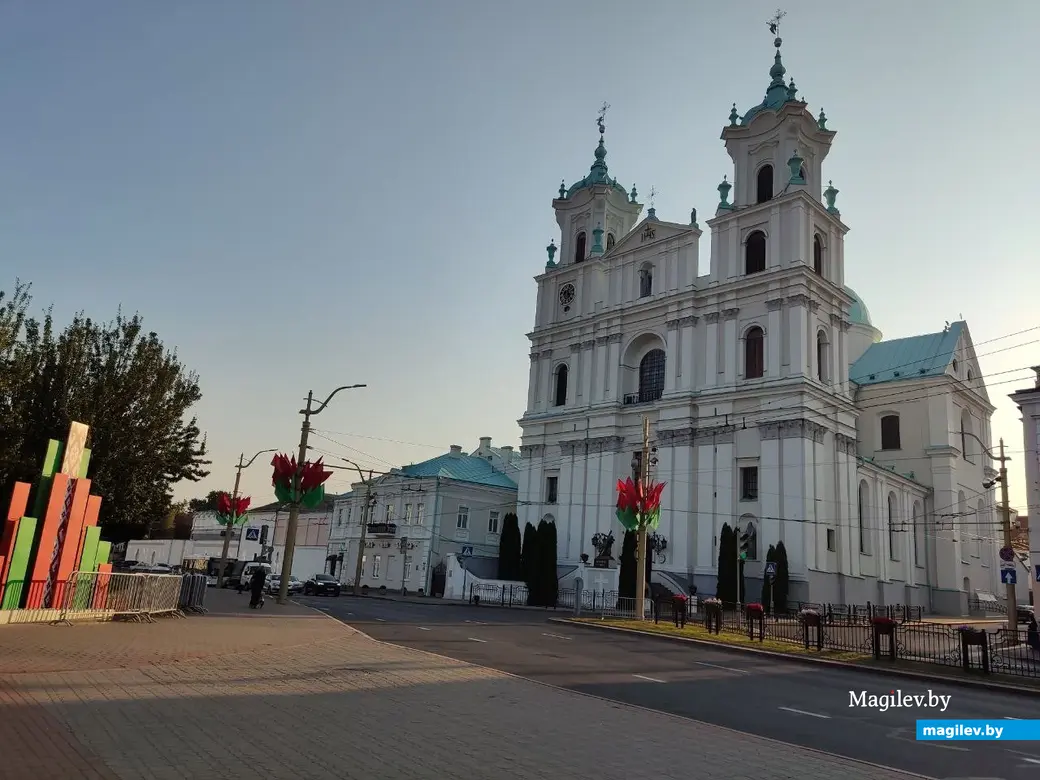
[551,617,1040,698]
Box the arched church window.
[756,165,774,204]
[858,480,870,554]
[638,264,653,298]
[816,330,829,383]
[638,349,665,402]
[553,365,568,407]
[813,234,824,275]
[606,233,616,250]
[745,231,766,275]
[744,327,764,379]
[887,492,899,561]
[744,521,758,561]
[574,233,586,263]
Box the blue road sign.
[764,562,778,577]
[1001,568,1017,585]
[460,545,473,557]
[245,527,260,541]
[1035,564,1040,583]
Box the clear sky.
[3,1,1038,515]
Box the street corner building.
[515,31,1000,615]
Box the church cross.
[767,9,786,36]
[649,186,657,208]
[597,102,610,135]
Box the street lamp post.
[216,448,278,588]
[276,384,366,604]
[961,430,1015,632]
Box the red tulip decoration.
[215,492,251,527]
[271,453,333,509]
[615,477,666,532]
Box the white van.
[241,562,272,586]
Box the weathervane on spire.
[597,102,610,135]
[767,9,786,38]
[648,186,657,209]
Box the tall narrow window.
[553,365,568,407]
[744,327,764,379]
[574,232,586,263]
[606,233,616,250]
[816,331,828,382]
[880,415,901,450]
[756,165,774,203]
[858,481,870,554]
[912,503,921,566]
[638,265,653,298]
[960,409,973,462]
[887,493,898,561]
[638,349,666,402]
[745,231,766,275]
[813,234,824,275]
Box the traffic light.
[739,530,750,561]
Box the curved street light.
[216,448,279,588]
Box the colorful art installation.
[0,422,110,610]
[615,477,666,532]
[215,492,251,526]
[271,453,332,509]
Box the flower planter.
[799,609,822,650]
[672,595,688,628]
[870,616,897,661]
[703,598,722,634]
[745,603,765,642]
[957,626,991,673]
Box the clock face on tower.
[559,283,576,307]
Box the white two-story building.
[515,29,1000,615]
[329,437,519,594]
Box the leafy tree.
[537,518,558,607]
[760,544,777,614]
[0,283,210,541]
[188,490,222,513]
[521,521,539,605]
[774,540,790,613]
[496,512,522,580]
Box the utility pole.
[352,468,376,594]
[997,438,1016,633]
[634,415,651,621]
[277,384,366,604]
[216,448,276,588]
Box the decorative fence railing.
[0,571,209,625]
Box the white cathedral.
[515,33,1002,615]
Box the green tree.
[521,521,540,605]
[538,518,558,607]
[497,512,522,580]
[188,490,222,513]
[774,540,790,613]
[760,544,777,614]
[0,284,210,540]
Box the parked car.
[1018,604,1034,624]
[266,576,304,596]
[303,574,341,597]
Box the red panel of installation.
[73,495,102,569]
[25,473,70,608]
[91,563,113,609]
[1,482,30,562]
[52,479,92,607]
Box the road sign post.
[459,546,474,602]
[1001,569,1017,585]
[764,561,777,614]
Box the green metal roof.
[844,286,872,327]
[565,131,630,199]
[850,322,963,387]
[739,40,799,126]
[401,452,517,490]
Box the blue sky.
[2,1,1038,511]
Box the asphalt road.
[300,594,1040,779]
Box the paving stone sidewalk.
[0,590,927,780]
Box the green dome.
[844,286,872,327]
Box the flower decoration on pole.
[215,492,251,527]
[271,453,333,509]
[615,477,666,531]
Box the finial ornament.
[729,103,739,126]
[767,9,786,44]
[824,180,840,216]
[630,184,638,203]
[558,179,566,199]
[649,186,657,209]
[597,101,610,136]
[817,108,828,130]
[690,207,699,229]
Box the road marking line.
[418,627,431,631]
[542,632,573,640]
[695,661,748,674]
[1006,716,1022,719]
[778,707,830,719]
[375,618,386,622]
[468,637,486,643]
[633,674,666,683]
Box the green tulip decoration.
[615,477,666,531]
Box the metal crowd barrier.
[52,571,187,625]
[179,573,209,614]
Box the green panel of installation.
[1,517,38,610]
[31,439,64,520]
[77,526,101,573]
[78,448,91,479]
[95,540,111,569]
